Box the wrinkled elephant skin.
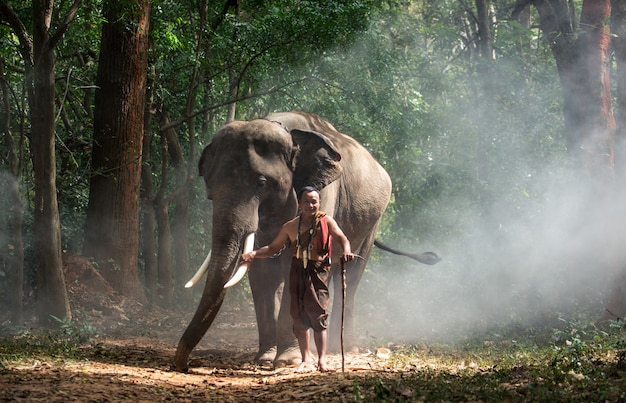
[175,111,392,371]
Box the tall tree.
[0,0,79,325]
[83,0,151,301]
[514,0,615,172]
[613,0,626,176]
[0,54,24,324]
[514,0,622,317]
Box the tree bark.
[172,1,207,307]
[473,0,496,213]
[161,110,191,307]
[154,130,173,308]
[141,99,157,302]
[83,0,151,301]
[577,0,615,172]
[31,0,71,324]
[0,55,25,324]
[613,0,626,177]
[533,0,615,172]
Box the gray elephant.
[175,111,422,372]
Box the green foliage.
[0,0,610,323]
[50,315,99,344]
[0,317,97,362]
[347,318,626,401]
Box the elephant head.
[174,118,342,371]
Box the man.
[241,186,354,372]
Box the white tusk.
[185,250,211,288]
[224,233,255,288]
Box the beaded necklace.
[295,213,316,268]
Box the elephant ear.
[290,128,343,192]
[198,143,215,198]
[198,143,213,177]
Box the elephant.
[174,111,435,372]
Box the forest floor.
[0,254,421,402]
[2,253,626,402]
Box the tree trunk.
[141,99,157,302]
[613,0,626,177]
[226,3,242,123]
[154,131,173,308]
[0,55,25,324]
[160,110,191,306]
[534,0,615,172]
[473,0,496,213]
[575,0,615,172]
[172,195,190,306]
[530,0,621,319]
[475,0,493,60]
[31,0,71,324]
[83,0,151,302]
[172,1,206,305]
[600,0,626,321]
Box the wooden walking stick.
[341,257,346,374]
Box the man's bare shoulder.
[281,216,300,236]
[324,214,346,235]
[324,214,339,226]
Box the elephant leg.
[175,289,226,372]
[249,261,282,365]
[273,276,301,368]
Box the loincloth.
[289,257,331,333]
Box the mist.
[337,16,625,343]
[352,147,626,346]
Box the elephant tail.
[374,239,440,265]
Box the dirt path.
[1,254,403,402]
[0,304,399,402]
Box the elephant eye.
[257,175,267,189]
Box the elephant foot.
[254,346,277,367]
[274,346,301,368]
[174,354,189,373]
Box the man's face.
[299,191,320,217]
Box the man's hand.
[341,253,354,263]
[241,250,256,263]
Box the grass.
[0,316,98,365]
[350,318,626,401]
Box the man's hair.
[297,186,319,200]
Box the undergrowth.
[351,317,626,402]
[0,316,98,366]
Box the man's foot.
[294,362,316,373]
[317,362,335,373]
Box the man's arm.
[241,222,292,262]
[326,216,354,262]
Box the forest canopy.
[0,0,624,342]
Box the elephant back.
[267,111,392,254]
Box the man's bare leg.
[294,328,314,372]
[314,330,334,372]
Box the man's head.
[297,186,319,200]
[298,186,320,216]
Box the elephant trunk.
[185,232,255,289]
[175,230,254,372]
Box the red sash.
[315,212,332,256]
